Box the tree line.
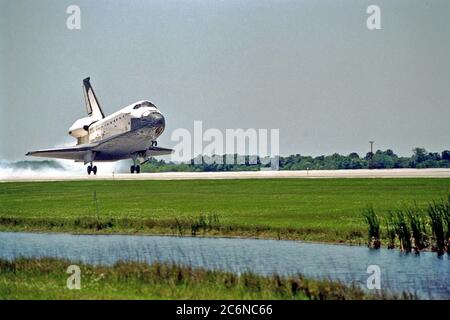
[142,148,450,172]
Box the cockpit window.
[133,101,156,109]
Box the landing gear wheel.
[151,141,158,147]
[130,165,135,173]
[135,165,140,174]
[87,166,92,175]
[92,166,97,175]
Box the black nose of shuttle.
[150,112,165,127]
[141,111,165,131]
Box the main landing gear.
[130,156,141,174]
[87,164,97,175]
[130,164,140,174]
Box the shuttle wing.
[26,144,97,162]
[145,146,174,156]
[26,144,173,162]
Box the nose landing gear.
[151,140,158,147]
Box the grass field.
[0,258,395,300]
[0,178,449,243]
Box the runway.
[1,168,450,182]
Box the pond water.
[0,232,448,299]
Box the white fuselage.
[69,100,164,145]
[88,101,161,143]
[67,100,166,161]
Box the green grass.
[0,258,398,300]
[0,178,449,243]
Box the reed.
[362,206,380,249]
[405,205,428,252]
[445,196,450,254]
[362,196,450,255]
[385,212,397,249]
[392,210,412,252]
[174,218,185,236]
[190,213,221,236]
[427,200,446,255]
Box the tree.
[371,151,396,169]
[429,152,441,161]
[365,152,374,160]
[441,150,450,161]
[411,148,427,167]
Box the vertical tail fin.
[83,77,105,120]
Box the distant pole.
[369,141,375,169]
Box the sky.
[0,0,449,161]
